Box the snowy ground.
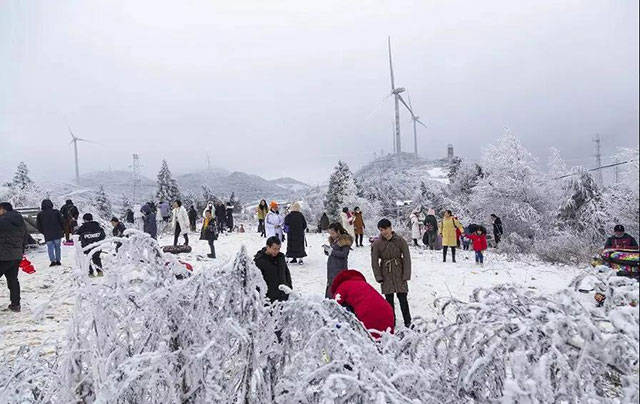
[0,225,589,359]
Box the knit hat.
[614,224,625,232]
[270,201,278,210]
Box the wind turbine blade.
[68,126,77,141]
[417,119,428,129]
[388,36,395,91]
[407,91,413,111]
[397,94,415,118]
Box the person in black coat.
[141,202,157,240]
[188,205,198,232]
[319,212,330,232]
[74,213,106,277]
[225,202,234,232]
[125,209,134,224]
[284,202,307,264]
[110,217,126,252]
[490,214,504,247]
[36,199,65,266]
[60,199,79,243]
[0,202,27,312]
[254,236,293,303]
[215,202,226,234]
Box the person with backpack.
[200,209,218,258]
[468,227,488,265]
[422,209,438,250]
[60,199,79,244]
[0,202,27,312]
[215,202,227,234]
[125,208,135,224]
[36,199,64,266]
[74,213,106,277]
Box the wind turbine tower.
[68,127,91,184]
[388,37,406,154]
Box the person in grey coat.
[141,202,158,240]
[0,202,27,312]
[322,222,353,298]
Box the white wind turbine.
[68,127,96,184]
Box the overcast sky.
[1,0,638,185]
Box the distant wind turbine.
[406,93,428,157]
[68,127,97,184]
[388,36,406,154]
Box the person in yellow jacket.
[257,199,269,237]
[439,210,464,263]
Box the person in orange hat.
[265,201,284,240]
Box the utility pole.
[593,134,603,185]
[131,154,142,203]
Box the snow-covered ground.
[0,224,587,359]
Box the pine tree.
[11,162,33,190]
[201,184,219,205]
[324,161,358,220]
[156,160,181,202]
[95,185,113,220]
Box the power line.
[553,159,636,180]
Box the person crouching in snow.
[330,269,395,339]
[74,213,106,277]
[468,228,488,265]
[171,200,190,247]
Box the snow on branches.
[2,237,637,402]
[155,159,181,203]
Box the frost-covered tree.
[557,168,607,243]
[201,184,218,205]
[94,185,112,220]
[11,161,33,190]
[414,180,447,216]
[156,159,181,202]
[470,130,548,242]
[324,161,358,220]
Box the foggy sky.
[1,0,638,185]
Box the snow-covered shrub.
[535,231,600,265]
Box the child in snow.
[468,228,488,265]
[75,213,106,277]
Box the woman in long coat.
[353,207,365,247]
[284,201,307,264]
[439,210,464,263]
[323,222,353,298]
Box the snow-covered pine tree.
[414,180,446,216]
[447,156,463,183]
[230,192,243,213]
[324,161,358,221]
[11,161,33,190]
[94,185,112,220]
[182,191,198,210]
[156,159,181,202]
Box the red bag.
[20,256,36,274]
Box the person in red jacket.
[330,269,395,339]
[468,228,488,265]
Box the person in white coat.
[410,208,422,247]
[340,207,355,238]
[172,200,190,246]
[265,201,284,241]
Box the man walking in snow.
[371,219,412,328]
[0,202,26,312]
[36,199,64,266]
[188,205,197,232]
